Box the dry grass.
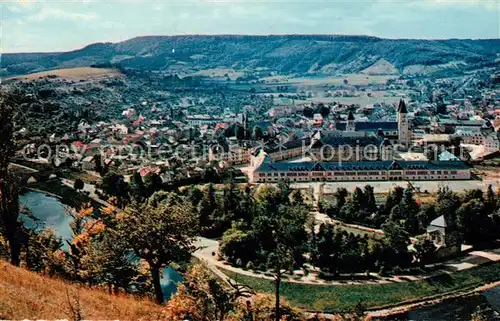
[0,260,166,320]
[6,67,123,81]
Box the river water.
[385,292,500,321]
[19,191,182,299]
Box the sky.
[1,0,499,53]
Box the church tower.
[397,99,410,149]
[346,111,355,131]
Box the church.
[262,99,412,162]
[332,99,411,148]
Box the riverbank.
[367,279,500,319]
[219,261,500,313]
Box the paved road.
[9,162,39,173]
[61,178,115,209]
[293,180,498,195]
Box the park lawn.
[220,262,500,313]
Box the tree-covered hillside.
[2,35,499,77]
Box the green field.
[220,262,500,312]
[261,74,397,86]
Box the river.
[379,290,500,320]
[19,191,182,300]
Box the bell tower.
[397,99,410,149]
[347,111,355,131]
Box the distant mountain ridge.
[2,35,499,77]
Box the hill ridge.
[2,35,499,78]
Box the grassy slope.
[5,67,123,81]
[0,260,165,320]
[221,262,500,313]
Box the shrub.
[235,258,243,267]
[378,264,387,276]
[392,266,403,276]
[246,261,255,270]
[73,179,84,190]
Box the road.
[9,162,39,173]
[293,180,498,195]
[61,178,116,209]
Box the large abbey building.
[247,100,471,183]
[248,149,471,184]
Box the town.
[1,8,500,321]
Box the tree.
[119,192,199,303]
[94,154,104,174]
[335,188,348,210]
[219,223,256,264]
[144,172,163,196]
[401,187,420,235]
[382,221,411,268]
[268,242,294,321]
[181,263,254,321]
[236,125,245,140]
[73,179,84,191]
[199,183,218,236]
[253,126,263,141]
[424,145,437,161]
[0,87,22,266]
[303,107,314,118]
[318,104,330,118]
[414,238,436,265]
[436,103,447,114]
[457,200,491,244]
[382,186,404,219]
[313,224,341,274]
[129,172,146,201]
[101,172,129,206]
[24,228,64,274]
[352,187,366,212]
[471,305,489,321]
[485,185,497,215]
[252,185,310,321]
[364,185,377,214]
[417,204,437,232]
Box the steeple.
[346,111,355,131]
[397,99,410,149]
[398,99,408,114]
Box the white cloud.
[414,0,499,10]
[26,7,98,22]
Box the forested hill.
[2,35,499,77]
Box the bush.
[73,178,84,190]
[235,258,243,267]
[378,264,387,276]
[392,266,403,276]
[246,261,255,270]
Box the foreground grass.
[0,260,165,320]
[221,262,500,313]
